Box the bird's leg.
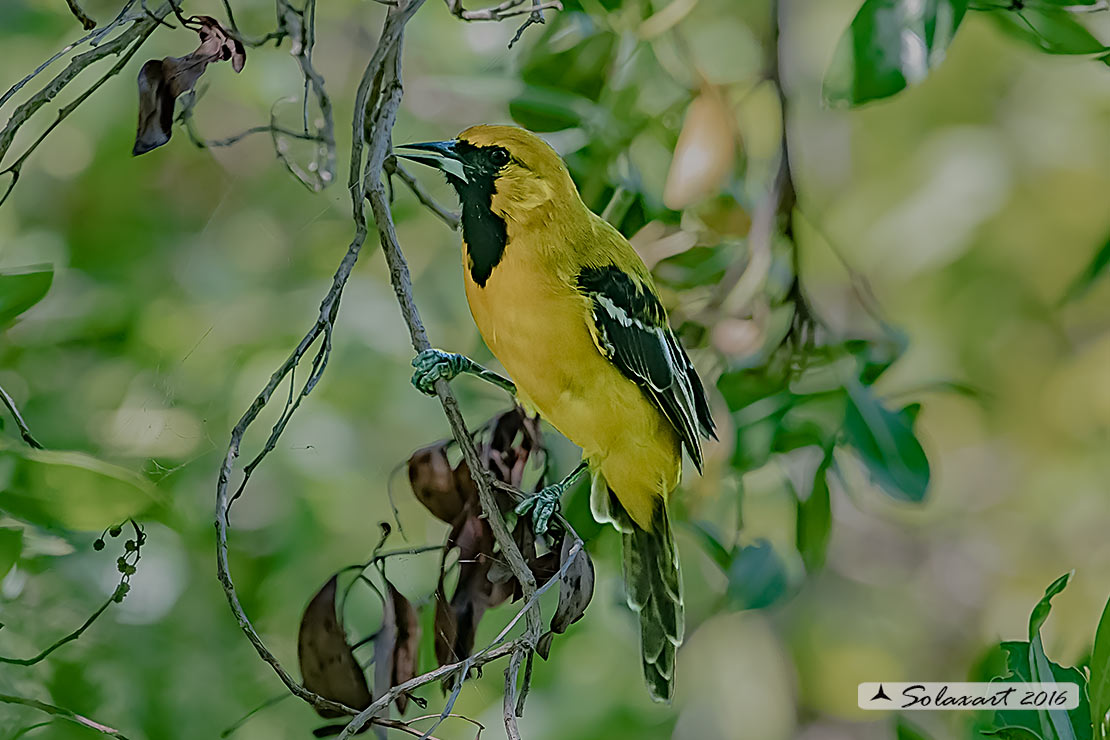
[410,348,517,396]
[515,461,589,536]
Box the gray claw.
[410,349,468,395]
[514,484,563,536]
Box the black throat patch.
[457,177,507,288]
[446,141,510,288]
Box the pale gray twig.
[0,694,130,739]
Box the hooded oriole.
[398,125,715,702]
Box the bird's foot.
[514,483,565,537]
[410,348,473,396]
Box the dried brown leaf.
[371,580,396,715]
[391,583,421,712]
[550,538,594,635]
[408,443,467,524]
[132,15,245,155]
[297,575,372,718]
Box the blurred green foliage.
[0,0,1109,738]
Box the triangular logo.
[871,684,892,701]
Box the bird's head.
[396,125,579,222]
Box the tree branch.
[385,156,460,230]
[0,382,43,449]
[0,2,172,208]
[443,0,562,47]
[64,0,98,29]
[0,694,131,739]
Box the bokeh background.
[1,0,1109,738]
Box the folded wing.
[577,264,716,470]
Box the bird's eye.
[490,149,509,167]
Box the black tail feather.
[621,499,683,703]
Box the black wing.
[577,265,716,470]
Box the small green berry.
[93,539,105,551]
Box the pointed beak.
[395,140,468,184]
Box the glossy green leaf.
[992,8,1109,55]
[718,368,789,413]
[0,266,53,328]
[993,641,1090,740]
[843,382,931,502]
[796,455,833,572]
[1060,235,1110,305]
[824,0,969,107]
[0,443,162,531]
[775,392,847,454]
[726,540,788,610]
[1089,591,1110,739]
[0,526,22,579]
[518,13,614,100]
[985,574,1090,740]
[1029,572,1072,641]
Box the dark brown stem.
[0,382,43,449]
[64,0,98,29]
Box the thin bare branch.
[0,694,130,739]
[386,157,461,230]
[0,520,144,666]
[0,382,44,449]
[0,2,172,209]
[65,0,98,29]
[443,0,562,46]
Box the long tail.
[622,500,684,702]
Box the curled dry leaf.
[435,514,496,667]
[133,15,246,155]
[414,406,558,671]
[550,537,594,633]
[297,575,372,718]
[390,583,421,712]
[484,406,543,489]
[408,442,468,524]
[539,537,594,660]
[663,84,738,210]
[372,581,421,713]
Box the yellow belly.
[462,243,680,528]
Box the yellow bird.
[398,125,715,702]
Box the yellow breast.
[460,238,681,528]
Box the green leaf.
[718,368,789,412]
[1029,572,1072,641]
[843,381,931,502]
[844,336,907,385]
[983,729,1045,740]
[0,526,22,579]
[1089,592,1110,739]
[1060,235,1110,305]
[796,455,833,572]
[824,0,969,107]
[897,716,934,740]
[992,8,1109,55]
[994,641,1090,740]
[726,540,788,610]
[688,521,733,571]
[0,443,162,531]
[0,266,53,328]
[985,574,1090,740]
[775,392,848,454]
